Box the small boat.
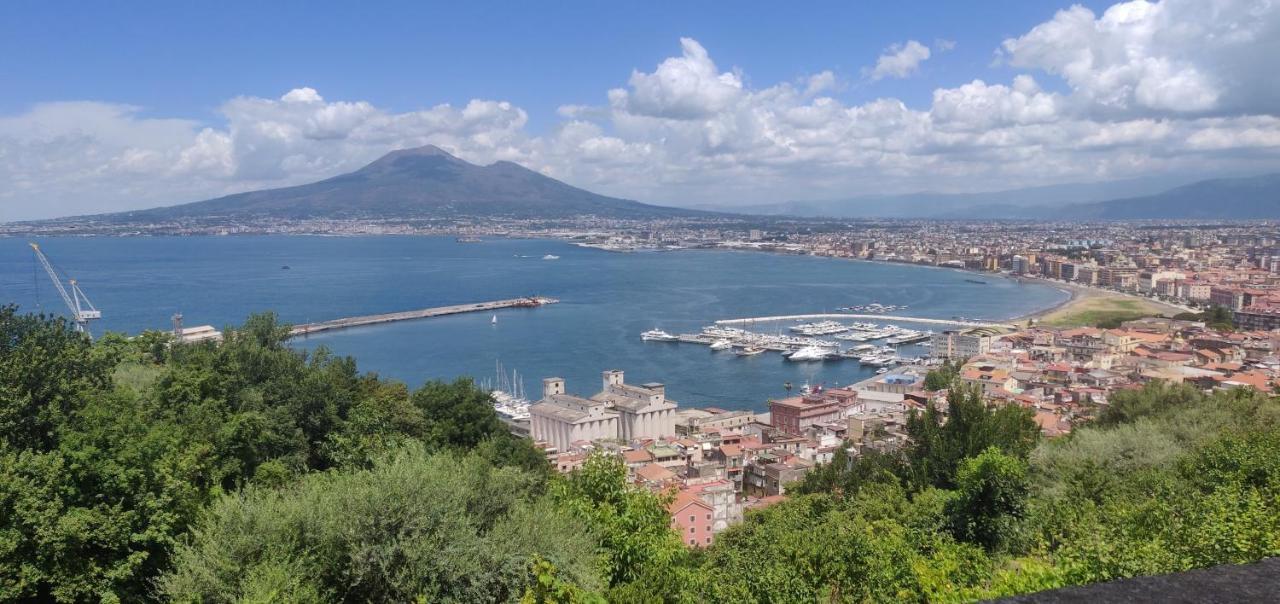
[710,339,733,351]
[542,254,560,260]
[641,328,678,342]
[965,279,988,285]
[281,265,291,270]
[876,368,889,374]
[735,346,765,357]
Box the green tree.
[905,384,1039,490]
[413,377,505,450]
[946,447,1030,552]
[0,305,112,450]
[924,359,962,392]
[160,445,600,603]
[551,453,687,590]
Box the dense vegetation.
[1172,305,1235,331]
[3,306,1280,602]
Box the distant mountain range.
[1058,173,1280,220]
[689,173,1280,221]
[103,145,713,221]
[40,144,1280,224]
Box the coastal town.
[467,214,1280,547]
[505,293,1280,547]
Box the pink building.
[669,491,715,547]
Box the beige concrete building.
[530,370,678,451]
[529,377,619,452]
[592,370,678,441]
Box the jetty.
[715,313,1016,330]
[290,296,558,336]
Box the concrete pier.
[715,313,1015,329]
[290,296,558,336]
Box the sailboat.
[491,314,497,325]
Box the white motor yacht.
[787,345,832,362]
[641,329,678,342]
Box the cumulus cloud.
[867,40,931,80]
[0,90,533,219]
[999,0,1280,115]
[3,1,1280,221]
[609,37,743,120]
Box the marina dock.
[290,296,558,336]
[715,313,1015,330]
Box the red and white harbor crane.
[29,242,102,339]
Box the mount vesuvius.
[105,145,712,221]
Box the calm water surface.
[1,236,1066,410]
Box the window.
[706,514,712,520]
[706,537,712,544]
[690,526,696,534]
[689,515,695,522]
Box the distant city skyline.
[3,0,1279,220]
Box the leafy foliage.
[904,383,1039,490]
[159,445,598,602]
[6,304,1280,603]
[923,358,962,391]
[946,447,1029,552]
[550,453,688,594]
[0,310,548,602]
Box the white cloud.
[3,2,1280,221]
[930,76,1060,131]
[803,71,838,96]
[867,40,931,80]
[999,0,1280,115]
[610,37,743,120]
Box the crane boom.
[29,243,101,338]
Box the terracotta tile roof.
[636,463,677,483]
[669,490,713,515]
[623,449,654,464]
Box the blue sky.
[2,1,1103,128]
[2,0,1278,220]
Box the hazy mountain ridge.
[101,145,714,221]
[687,173,1280,220]
[1057,173,1280,220]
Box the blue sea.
[1,236,1067,411]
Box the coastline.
[547,238,1111,325]
[1010,278,1194,326]
[1009,281,1079,323]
